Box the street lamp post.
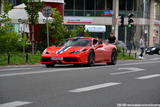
[112,0,119,40]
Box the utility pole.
[112,0,119,40]
[149,0,155,47]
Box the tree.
[0,0,12,23]
[37,8,91,49]
[23,0,44,54]
[0,24,30,53]
[3,0,12,14]
[49,8,66,45]
[0,0,30,54]
[49,8,91,46]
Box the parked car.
[41,37,117,67]
[145,44,160,55]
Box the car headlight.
[70,48,87,54]
[43,49,49,54]
[151,47,156,51]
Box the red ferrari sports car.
[41,37,117,67]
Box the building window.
[65,0,74,9]
[119,0,126,10]
[106,0,112,10]
[96,0,105,10]
[85,0,95,10]
[127,0,133,10]
[75,0,84,10]
[16,0,22,5]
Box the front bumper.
[41,53,88,64]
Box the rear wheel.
[86,51,95,67]
[107,49,117,65]
[45,62,55,67]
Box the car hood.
[46,46,89,55]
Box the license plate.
[51,57,63,60]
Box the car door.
[103,44,114,61]
[93,39,104,62]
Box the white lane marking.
[149,58,160,61]
[136,74,160,80]
[0,60,160,78]
[0,64,41,68]
[0,101,32,107]
[117,60,160,66]
[68,82,121,93]
[0,67,92,78]
[0,68,32,71]
[110,67,145,75]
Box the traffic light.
[120,15,124,27]
[128,13,134,27]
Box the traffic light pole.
[46,17,49,47]
[112,0,119,40]
[125,26,127,45]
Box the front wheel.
[86,51,95,67]
[107,49,117,65]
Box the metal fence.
[0,54,41,65]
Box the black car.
[145,44,160,55]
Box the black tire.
[73,64,82,67]
[158,50,160,55]
[107,49,117,65]
[86,50,95,67]
[149,52,154,55]
[45,62,55,67]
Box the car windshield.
[58,38,91,47]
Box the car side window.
[98,40,103,44]
[93,39,98,46]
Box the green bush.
[117,52,135,60]
[116,45,123,53]
[0,24,30,54]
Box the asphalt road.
[0,55,160,107]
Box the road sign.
[42,6,52,17]
[42,6,52,47]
